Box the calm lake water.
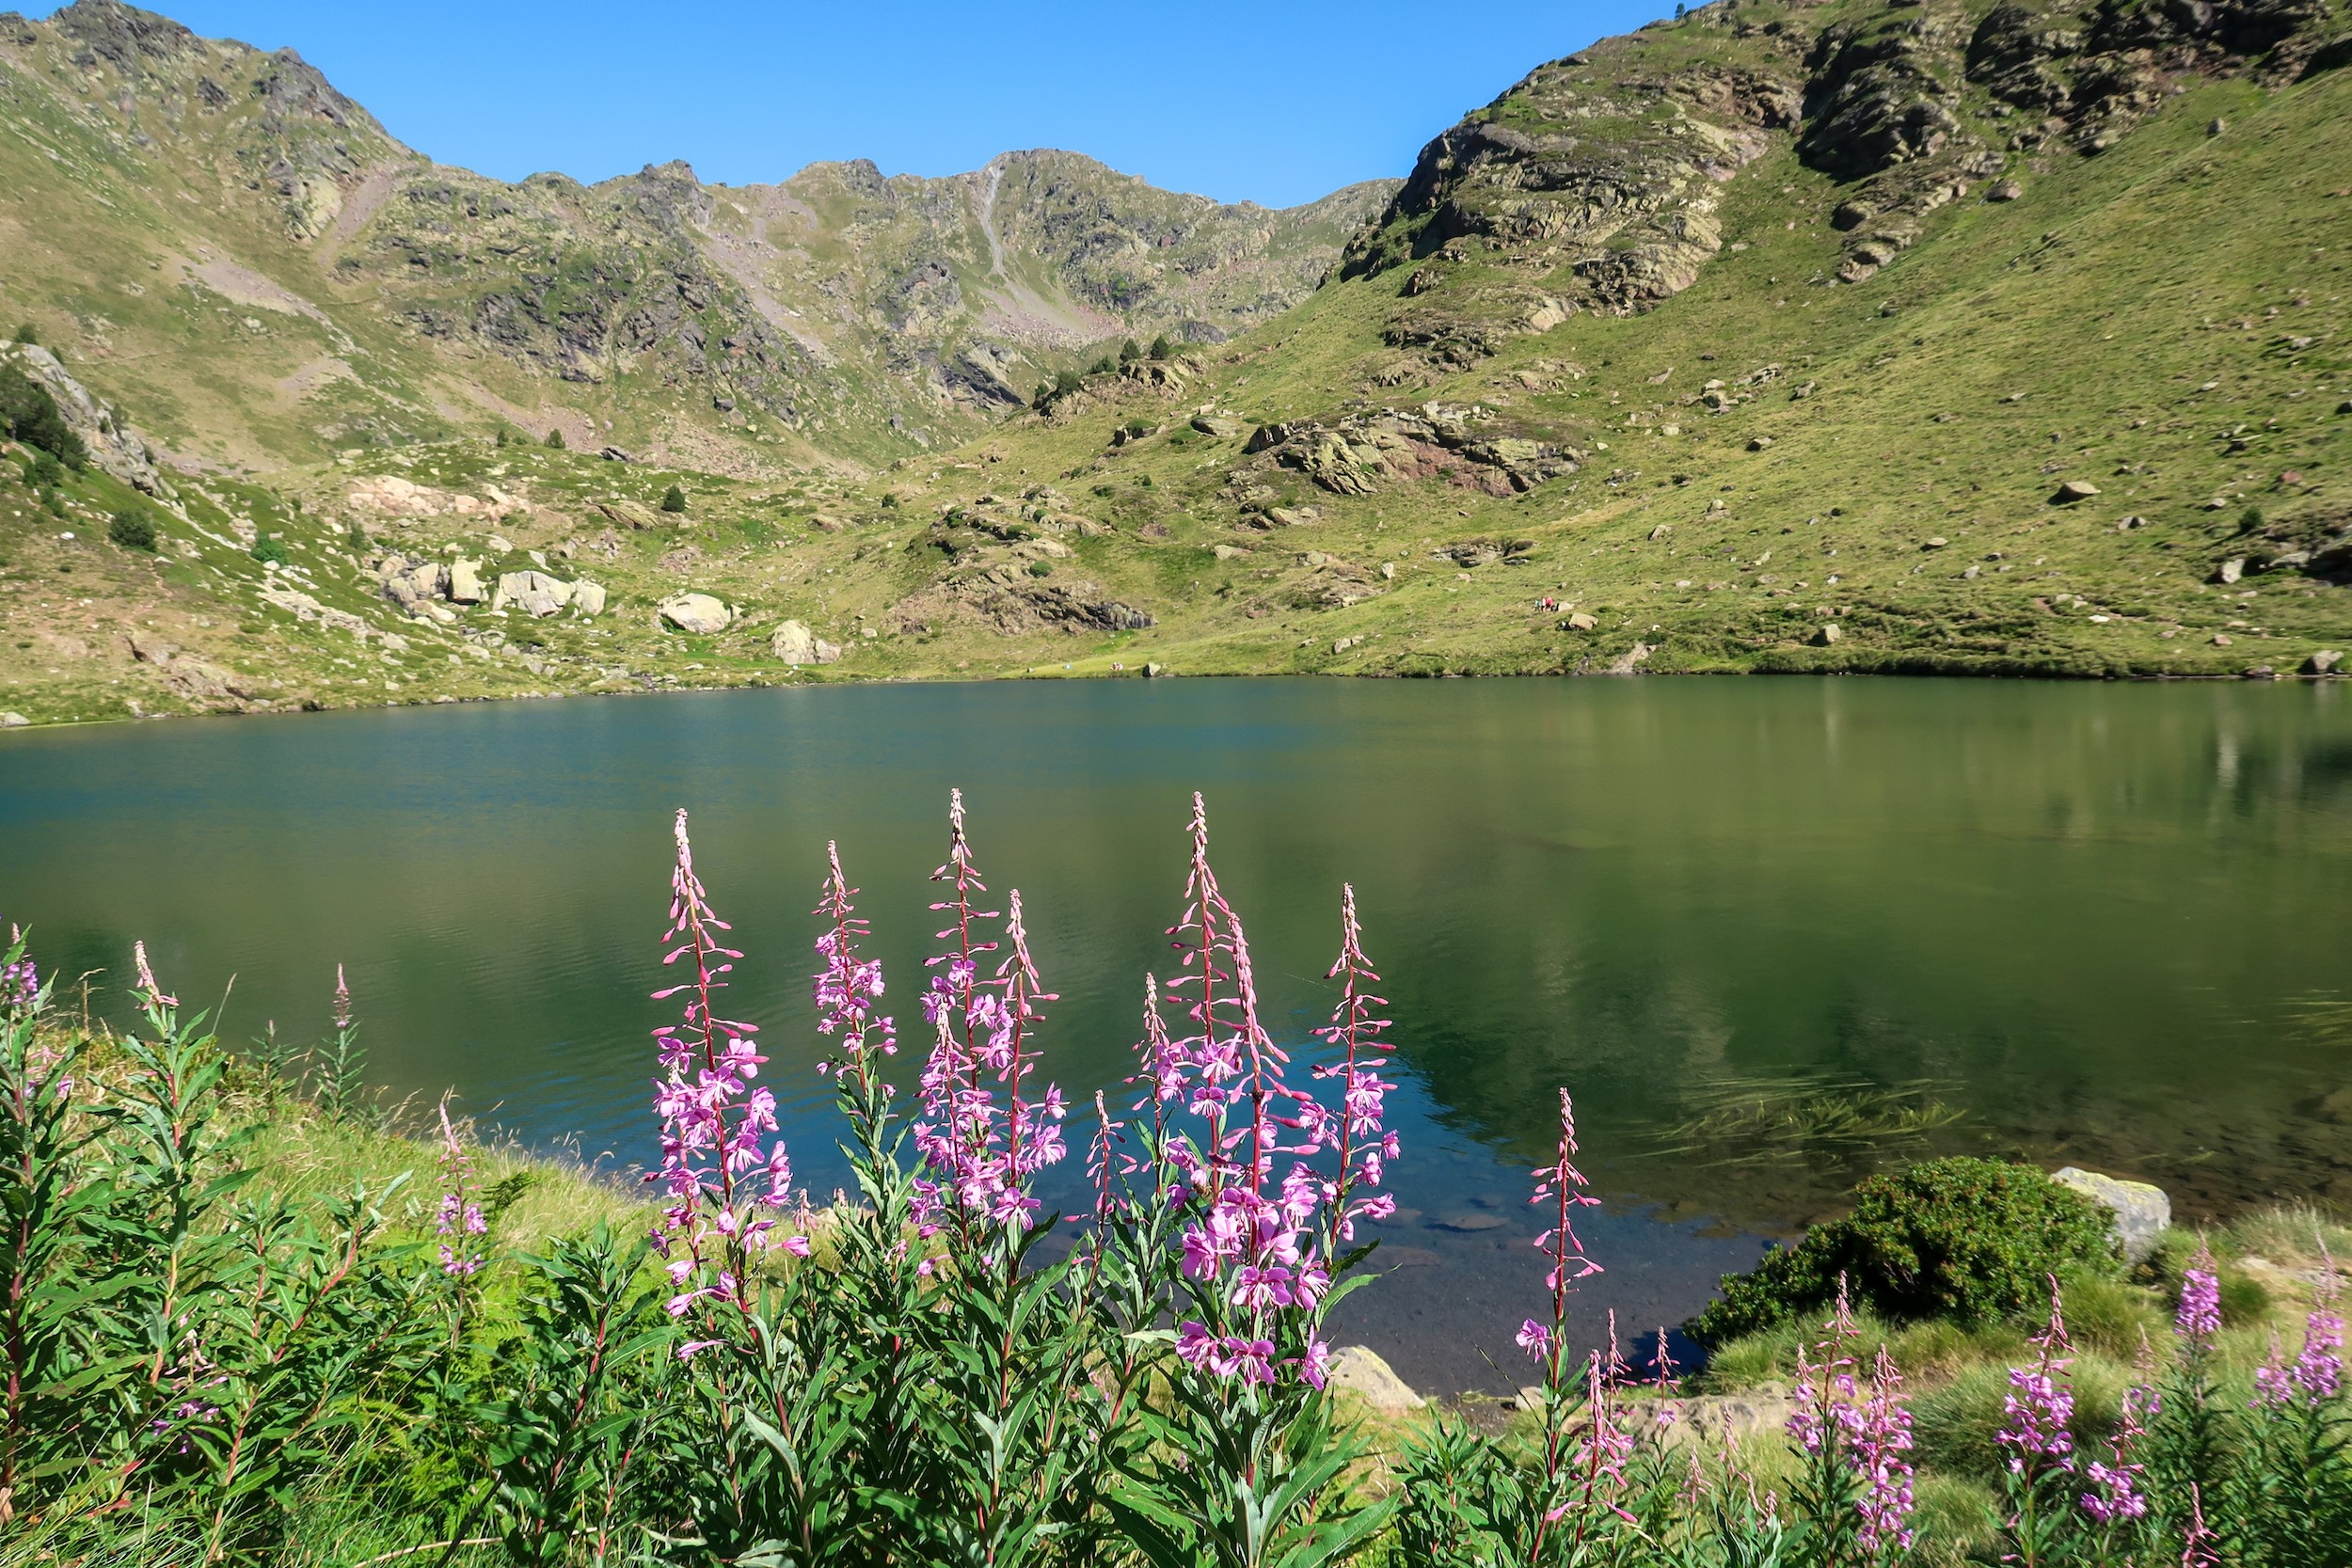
[5,676,2351,1394]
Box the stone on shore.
[2052,1166,2171,1263]
[659,593,732,634]
[1327,1346,1424,1411]
[494,570,573,619]
[770,619,840,666]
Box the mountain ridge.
[0,0,1394,474]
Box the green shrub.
[1119,338,1140,364]
[1025,560,1053,578]
[660,484,687,514]
[27,451,66,489]
[250,532,290,566]
[1055,369,1083,396]
[1149,334,1172,361]
[1124,419,1151,437]
[0,366,87,469]
[346,519,369,551]
[1088,356,1116,376]
[105,509,156,552]
[8,323,33,345]
[545,426,566,450]
[1689,1158,2114,1343]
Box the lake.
[4,675,2350,1395]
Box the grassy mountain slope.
[0,0,1391,476]
[3,0,2350,725]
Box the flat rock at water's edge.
[1328,1345,1424,1411]
[2052,1166,2170,1264]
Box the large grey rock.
[1327,1346,1423,1412]
[770,619,839,666]
[495,570,571,618]
[2305,649,2343,675]
[0,712,28,728]
[568,580,607,617]
[447,559,485,604]
[659,593,731,634]
[2053,1167,2171,1264]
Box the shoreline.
[6,657,2344,737]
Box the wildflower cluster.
[1152,794,1366,1390]
[646,809,800,1321]
[907,789,1066,1236]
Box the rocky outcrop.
[1240,404,1581,500]
[0,344,163,494]
[1340,48,1798,357]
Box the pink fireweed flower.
[1150,797,1370,1390]
[2,927,35,1011]
[1855,1346,1916,1553]
[1998,1285,2076,1476]
[434,1099,486,1277]
[2292,1244,2344,1402]
[1787,1285,1866,1457]
[331,962,353,1030]
[1526,1088,1604,1377]
[2176,1238,2221,1346]
[813,842,897,1078]
[1305,885,1399,1250]
[132,939,177,1009]
[646,810,801,1311]
[2181,1483,2219,1568]
[907,794,1066,1238]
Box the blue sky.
[64,0,1675,207]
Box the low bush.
[0,365,86,470]
[1691,1157,2115,1342]
[660,483,687,514]
[105,508,156,551]
[249,531,289,565]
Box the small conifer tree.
[660,484,688,514]
[1119,338,1141,363]
[107,510,157,552]
[1149,333,1172,361]
[545,427,566,450]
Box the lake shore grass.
[44,1019,2348,1568]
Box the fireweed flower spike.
[433,1098,485,1277]
[1157,798,1359,1390]
[1526,1087,1605,1366]
[814,840,896,1082]
[907,795,1066,1239]
[2176,1237,2221,1347]
[2,927,34,1011]
[2291,1239,2343,1402]
[1855,1345,1917,1554]
[1305,884,1399,1255]
[647,809,799,1322]
[133,939,178,1010]
[1998,1286,2076,1477]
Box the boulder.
[1987,179,2025,201]
[1811,623,1843,646]
[569,580,607,617]
[596,499,663,531]
[2307,650,2344,675]
[448,559,485,604]
[1,712,28,727]
[2215,558,2246,585]
[2052,1167,2171,1264]
[598,446,635,463]
[2054,480,2102,502]
[1191,414,1248,438]
[659,593,731,634]
[494,570,572,618]
[770,619,840,666]
[1564,612,1598,631]
[1327,1346,1423,1412]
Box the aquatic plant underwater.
[1,793,2349,1566]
